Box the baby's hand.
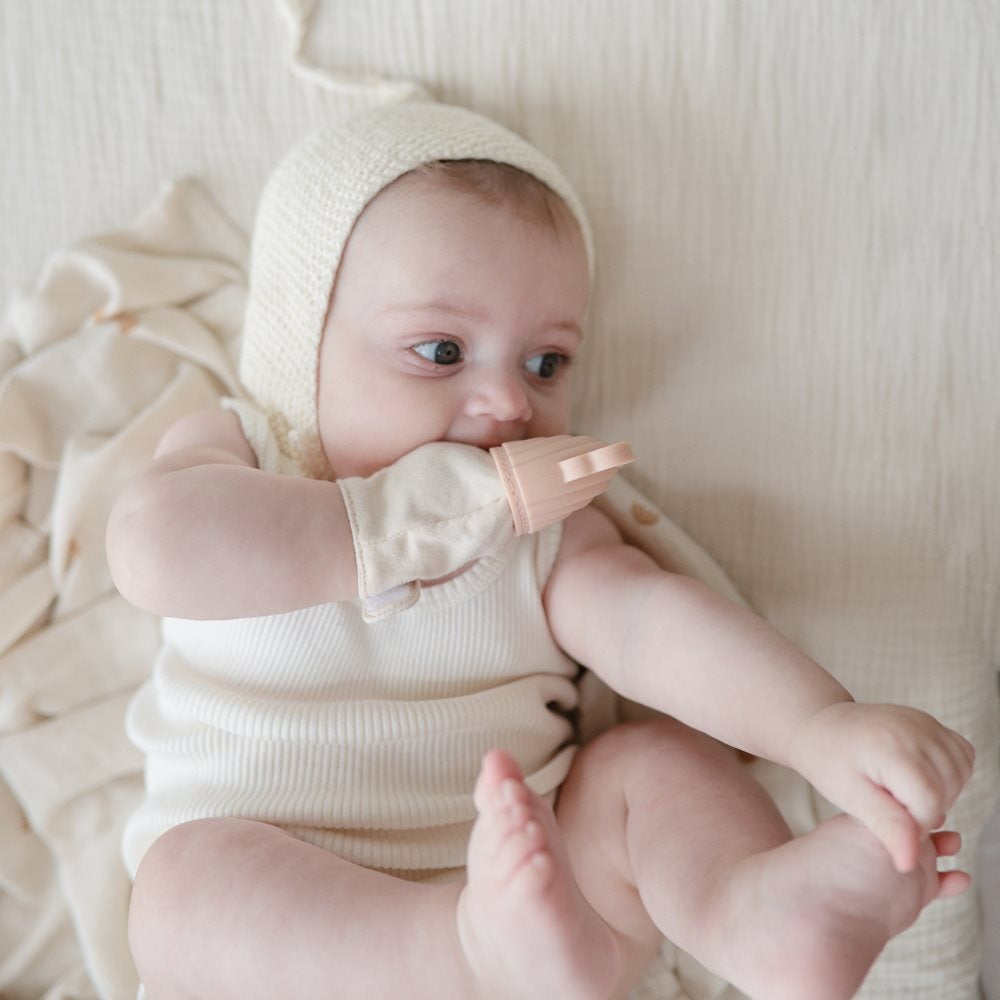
[339,436,632,621]
[787,702,975,872]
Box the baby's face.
[316,175,590,479]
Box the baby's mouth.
[439,431,525,451]
[443,429,527,451]
[475,435,527,451]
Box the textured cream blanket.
[0,176,996,999]
[0,182,248,1000]
[2,11,1000,997]
[0,179,758,999]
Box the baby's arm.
[108,417,621,621]
[545,507,974,872]
[106,408,358,619]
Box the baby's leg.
[128,818,480,1000]
[129,802,621,1000]
[556,717,966,1000]
[128,724,962,1000]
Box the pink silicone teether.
[559,442,635,482]
[491,435,635,534]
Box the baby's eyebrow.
[548,319,583,340]
[383,300,485,322]
[383,300,582,340]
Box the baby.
[108,102,974,1000]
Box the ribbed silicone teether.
[491,435,635,534]
[559,442,635,482]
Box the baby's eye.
[412,340,463,366]
[525,352,567,379]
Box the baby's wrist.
[781,697,857,771]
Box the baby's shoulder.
[549,503,668,593]
[554,506,624,565]
[155,407,257,467]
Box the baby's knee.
[132,817,276,912]
[129,818,280,989]
[572,717,741,790]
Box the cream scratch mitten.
[339,435,633,620]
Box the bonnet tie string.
[274,0,431,102]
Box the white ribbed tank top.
[121,406,580,881]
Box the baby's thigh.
[556,719,750,957]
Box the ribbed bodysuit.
[122,406,580,881]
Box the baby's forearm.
[549,543,853,766]
[107,460,357,619]
[622,573,853,764]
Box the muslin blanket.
[0,177,995,1000]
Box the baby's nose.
[466,372,532,423]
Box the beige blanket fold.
[0,178,247,1000]
[0,178,994,1000]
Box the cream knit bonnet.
[238,100,595,479]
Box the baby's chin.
[323,452,392,480]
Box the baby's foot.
[456,750,620,1000]
[715,813,967,1000]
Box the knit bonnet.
[238,100,594,479]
